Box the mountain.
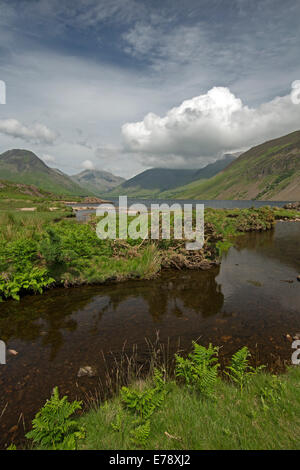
[106,154,236,198]
[71,169,125,196]
[0,149,90,196]
[172,130,300,201]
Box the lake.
[73,198,293,221]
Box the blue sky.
[0,0,300,177]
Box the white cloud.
[41,153,56,164]
[122,86,300,167]
[1,1,300,177]
[0,118,57,144]
[81,159,95,170]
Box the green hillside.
[172,131,300,201]
[0,149,92,196]
[106,155,235,198]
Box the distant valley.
[106,154,236,198]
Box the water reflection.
[0,267,224,359]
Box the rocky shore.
[283,202,300,210]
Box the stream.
[0,221,300,448]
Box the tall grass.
[0,211,69,242]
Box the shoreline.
[1,206,300,302]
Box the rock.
[8,349,18,356]
[77,366,97,378]
[83,197,112,204]
[285,334,293,343]
[221,335,232,342]
[283,202,300,210]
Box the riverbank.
[79,367,300,450]
[23,343,300,450]
[1,205,300,301]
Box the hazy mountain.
[0,149,90,196]
[106,154,236,198]
[71,169,125,196]
[172,130,300,201]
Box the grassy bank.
[0,203,300,302]
[23,343,300,450]
[80,367,300,450]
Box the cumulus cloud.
[122,86,300,167]
[81,159,95,170]
[0,118,57,144]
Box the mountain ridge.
[71,169,125,196]
[171,130,300,201]
[106,154,236,198]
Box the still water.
[0,221,299,447]
[73,198,292,221]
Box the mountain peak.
[0,149,90,196]
[71,169,125,195]
[0,149,48,171]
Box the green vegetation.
[1,193,300,302]
[25,387,85,450]
[169,130,300,201]
[24,343,300,450]
[80,367,299,450]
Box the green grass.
[23,341,300,451]
[0,201,299,301]
[79,366,300,450]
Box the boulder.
[77,366,97,378]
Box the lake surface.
[73,198,293,221]
[0,221,300,448]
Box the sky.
[0,0,300,178]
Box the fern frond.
[130,420,151,447]
[225,346,258,392]
[26,387,85,450]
